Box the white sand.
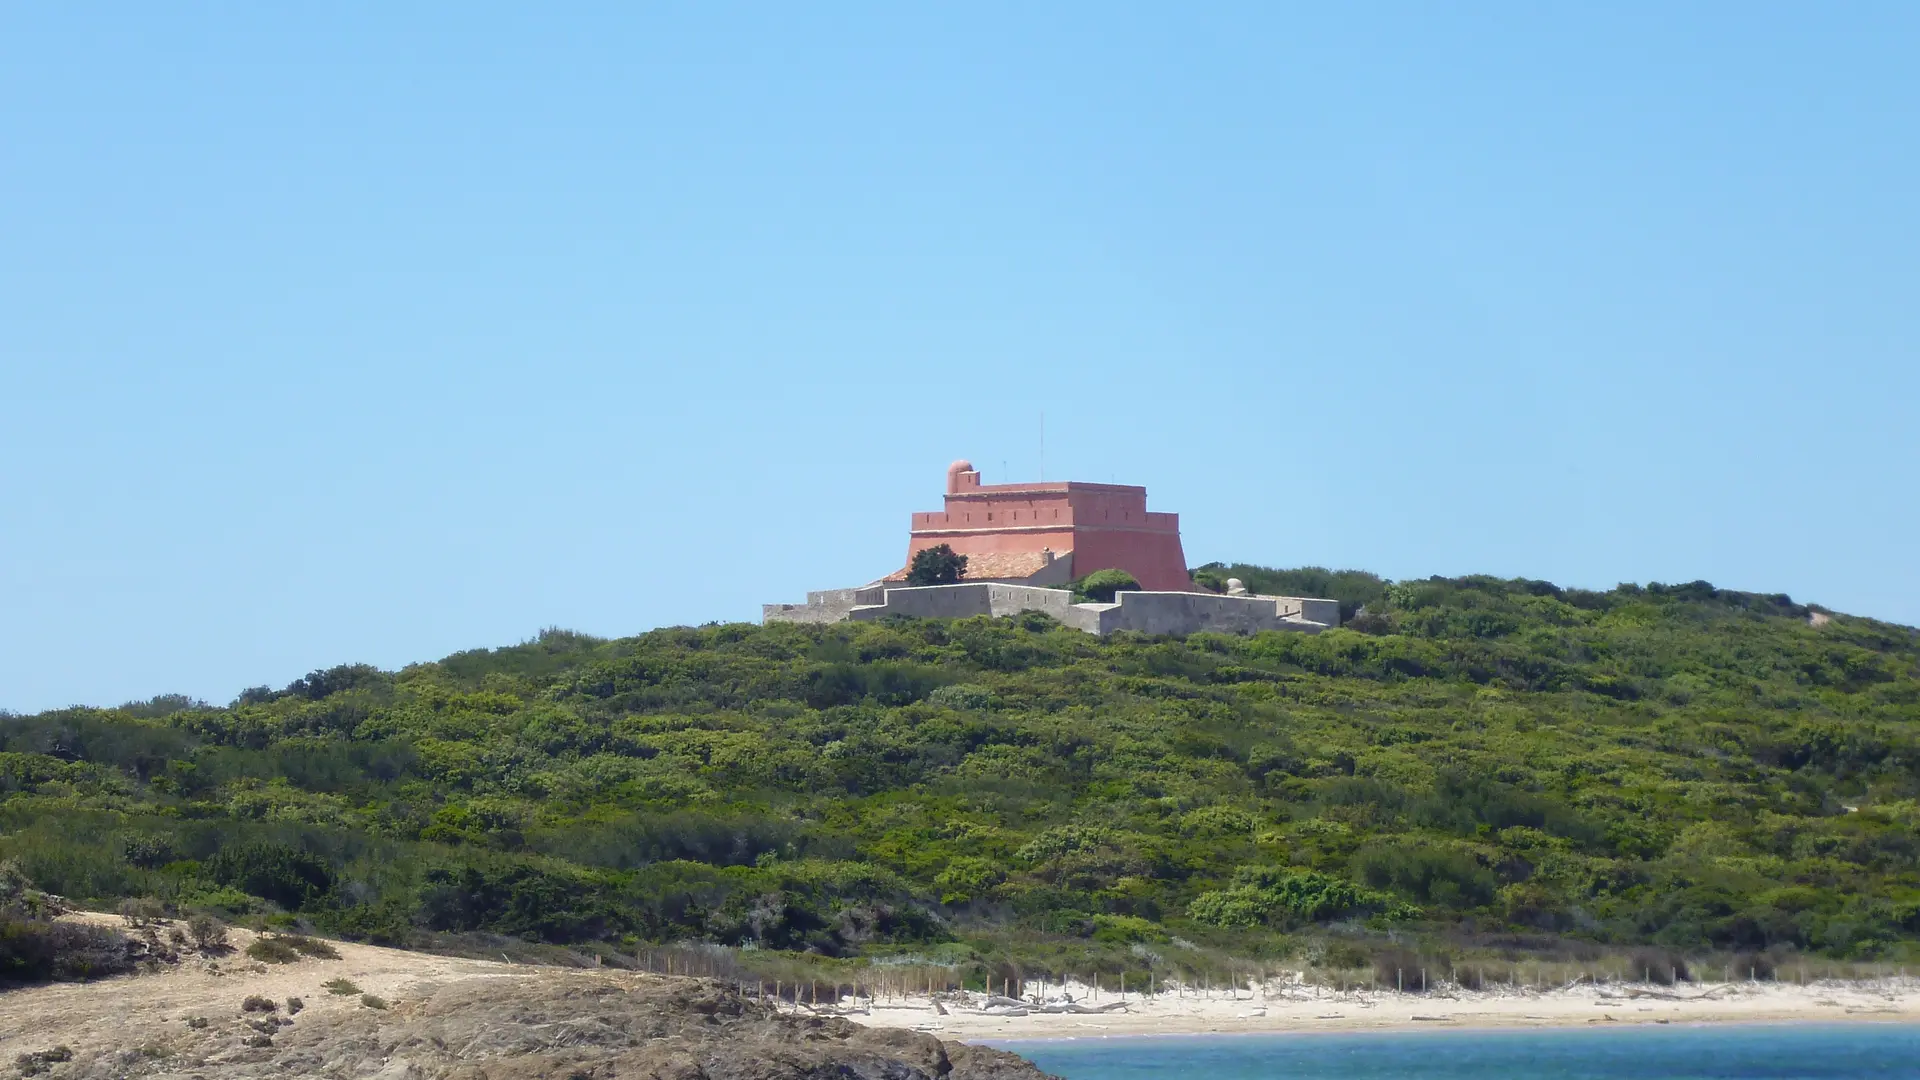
[837,978,1920,1039]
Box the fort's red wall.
[904,461,1192,591]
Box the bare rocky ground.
[0,917,1051,1080]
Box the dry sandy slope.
[1,916,528,1060]
[0,916,1044,1080]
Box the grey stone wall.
[845,583,1081,624]
[1291,597,1341,626]
[766,556,1079,626]
[845,583,993,621]
[810,583,1336,637]
[763,588,866,625]
[1091,590,1331,635]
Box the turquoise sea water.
[996,1025,1920,1080]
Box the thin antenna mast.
[1040,411,1045,480]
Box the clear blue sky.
[3,4,1915,713]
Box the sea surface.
[995,1024,1920,1080]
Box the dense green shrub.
[204,842,334,911]
[1,567,1917,968]
[1352,845,1498,908]
[1371,946,1432,990]
[1628,947,1692,984]
[416,863,614,942]
[0,864,135,986]
[1191,564,1389,621]
[0,914,135,984]
[1190,867,1406,928]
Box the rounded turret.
[946,459,981,493]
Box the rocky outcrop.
[29,975,1055,1080]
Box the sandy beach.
[842,977,1920,1040]
[4,916,1916,1064]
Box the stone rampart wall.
[1090,590,1325,635]
[846,583,1082,625]
[809,583,1336,637]
[1293,597,1340,626]
[763,588,865,625]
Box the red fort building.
[896,460,1193,592]
[764,459,1340,635]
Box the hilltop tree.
[1073,569,1141,603]
[905,544,968,586]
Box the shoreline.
[982,1015,1920,1044]
[825,978,1920,1041]
[4,918,1917,1064]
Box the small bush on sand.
[323,978,361,995]
[282,935,340,960]
[246,933,340,963]
[286,996,304,1014]
[118,897,167,928]
[359,994,388,1010]
[247,937,301,964]
[187,914,229,951]
[14,1046,73,1077]
[240,995,278,1013]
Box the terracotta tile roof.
[883,550,1070,583]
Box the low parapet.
[764,582,1338,637]
[1077,588,1339,636]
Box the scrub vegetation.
[4,567,1919,986]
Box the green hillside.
[5,569,1920,982]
